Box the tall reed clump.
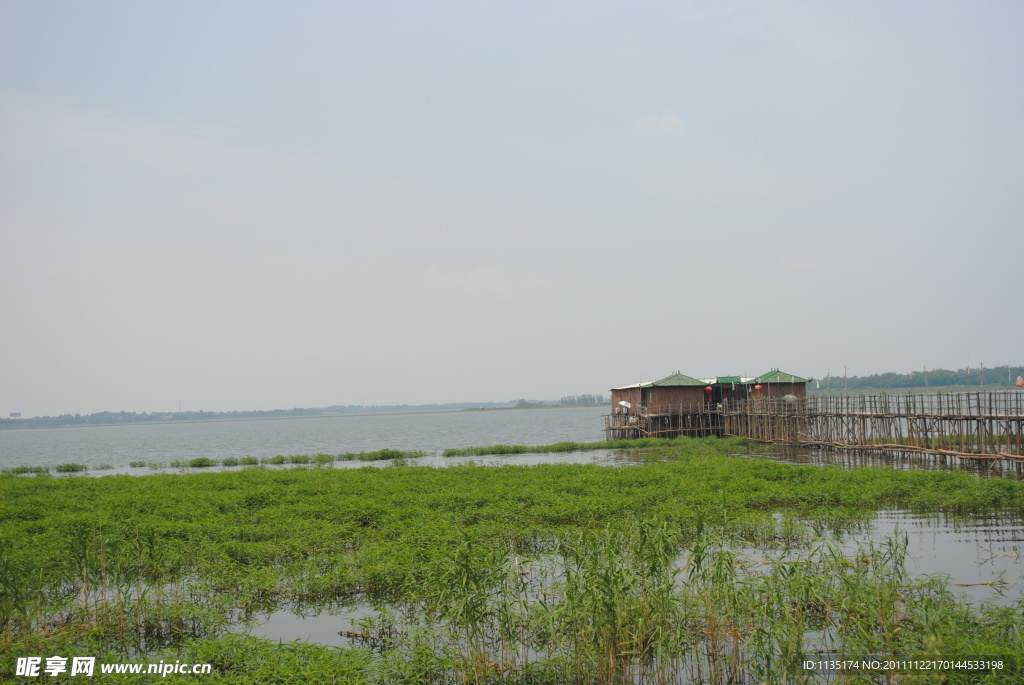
[6,437,1024,681]
[432,535,510,682]
[338,449,426,461]
[539,521,685,684]
[55,522,226,655]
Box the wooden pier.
[604,404,720,440]
[605,391,1024,468]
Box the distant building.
[611,372,707,414]
[606,368,810,439]
[748,369,809,399]
[611,368,809,411]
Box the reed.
[4,437,1024,682]
[2,465,49,475]
[337,449,427,461]
[442,436,705,457]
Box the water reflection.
[235,510,1024,648]
[22,447,643,478]
[750,444,1024,479]
[240,603,378,648]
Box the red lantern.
[704,386,713,392]
[754,384,763,391]
[1017,376,1023,389]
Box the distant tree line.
[0,401,524,428]
[514,399,550,408]
[559,394,608,405]
[811,365,1024,392]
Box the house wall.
[644,386,707,411]
[614,379,808,410]
[610,387,642,413]
[758,382,808,399]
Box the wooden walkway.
[605,391,1024,468]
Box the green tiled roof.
[753,369,808,384]
[651,372,706,387]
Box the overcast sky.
[1,1,1021,417]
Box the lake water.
[0,406,608,471]
[240,509,1024,647]
[7,404,1024,653]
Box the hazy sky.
[2,1,1021,417]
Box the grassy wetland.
[4,437,1024,683]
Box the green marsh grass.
[441,436,757,457]
[129,461,146,468]
[4,436,1024,682]
[54,463,88,473]
[337,448,427,461]
[2,465,49,475]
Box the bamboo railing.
[605,391,1024,467]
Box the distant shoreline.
[0,403,608,430]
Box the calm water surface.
[241,510,1024,647]
[0,407,607,471]
[6,406,1024,649]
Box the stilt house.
[610,372,707,414]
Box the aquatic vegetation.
[221,457,240,467]
[442,436,752,457]
[188,457,217,468]
[2,465,49,476]
[3,437,1024,682]
[54,463,88,472]
[129,460,146,468]
[239,457,259,465]
[337,448,427,461]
